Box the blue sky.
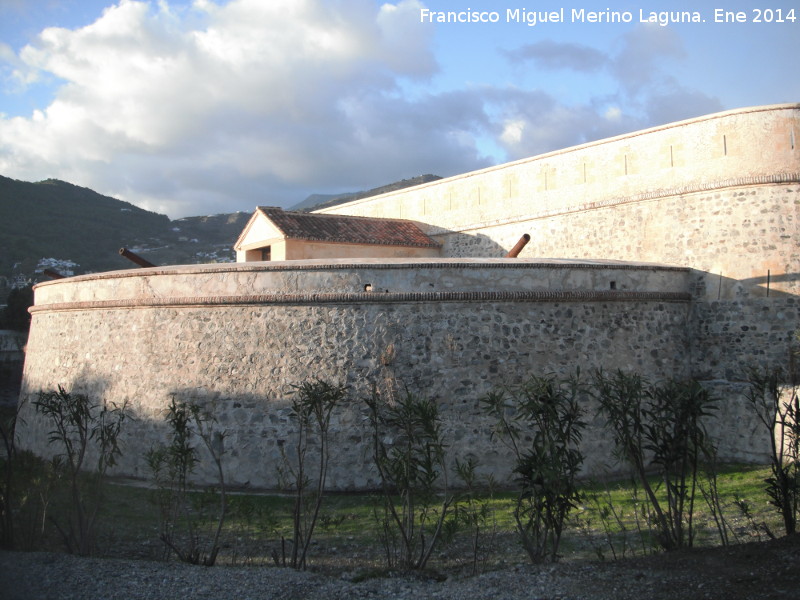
[0,0,797,218]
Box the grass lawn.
[44,462,778,575]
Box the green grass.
[561,464,782,560]
[1,459,789,574]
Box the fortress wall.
[691,298,799,382]
[31,259,689,304]
[319,105,800,296]
[436,183,799,300]
[17,105,800,490]
[18,262,694,490]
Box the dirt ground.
[1,533,798,600]
[549,532,800,599]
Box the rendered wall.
[237,239,440,262]
[282,240,441,260]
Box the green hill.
[0,175,172,277]
[0,173,441,290]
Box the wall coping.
[29,290,692,314]
[33,257,689,291]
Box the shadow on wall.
[689,269,799,384]
[430,230,511,258]
[0,361,24,407]
[735,271,800,299]
[687,271,800,301]
[16,363,792,493]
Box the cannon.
[505,234,531,258]
[43,268,65,279]
[119,248,156,268]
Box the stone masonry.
[16,104,800,489]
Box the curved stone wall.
[18,259,696,489]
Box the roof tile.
[257,207,440,248]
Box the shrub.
[277,379,348,570]
[147,396,227,566]
[482,372,586,563]
[451,457,497,575]
[593,371,717,550]
[33,386,127,555]
[365,387,453,570]
[745,365,800,536]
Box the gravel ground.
[2,534,799,600]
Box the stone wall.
[691,298,799,381]
[433,184,799,301]
[18,260,694,489]
[689,297,800,464]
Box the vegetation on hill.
[0,173,440,292]
[0,176,252,291]
[0,175,172,277]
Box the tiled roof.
[256,207,440,248]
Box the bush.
[365,387,453,570]
[147,396,227,566]
[745,365,800,536]
[593,371,717,550]
[482,372,586,563]
[33,386,128,555]
[277,379,348,570]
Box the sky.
[0,0,798,219]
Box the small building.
[234,206,441,262]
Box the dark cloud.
[494,24,720,160]
[503,40,608,72]
[611,25,687,96]
[645,88,724,125]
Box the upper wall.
[318,104,800,298]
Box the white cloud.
[0,3,726,219]
[604,106,622,121]
[500,119,524,145]
[0,0,471,217]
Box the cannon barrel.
[43,268,65,279]
[119,248,156,268]
[505,233,531,258]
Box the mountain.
[0,175,240,283]
[0,173,442,290]
[142,211,251,266]
[290,174,442,212]
[0,175,172,277]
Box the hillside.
[0,175,173,276]
[290,174,442,212]
[0,175,240,284]
[0,173,441,290]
